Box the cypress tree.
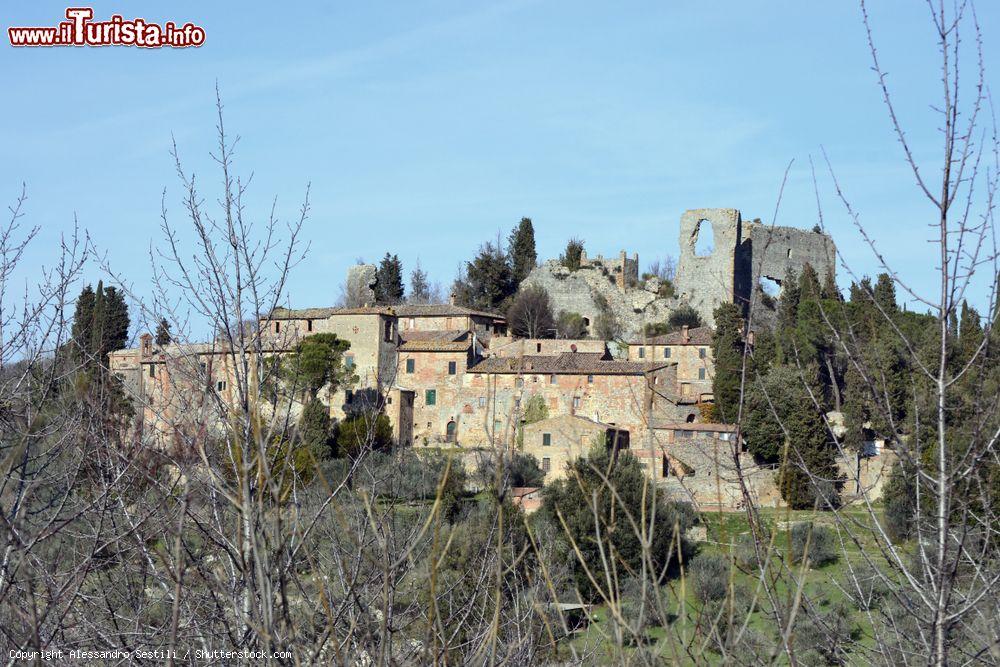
[375,253,405,304]
[711,302,745,422]
[799,263,822,302]
[508,217,537,286]
[70,284,96,358]
[821,269,841,301]
[155,317,172,346]
[873,273,897,313]
[409,261,431,304]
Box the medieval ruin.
[525,207,837,335]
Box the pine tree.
[821,269,841,301]
[299,398,334,460]
[711,303,745,422]
[873,273,897,312]
[70,284,96,357]
[559,238,585,271]
[452,241,515,312]
[799,263,822,302]
[155,318,172,346]
[508,217,537,286]
[778,377,840,509]
[375,253,405,304]
[409,261,431,304]
[70,282,129,368]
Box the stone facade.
[626,325,714,404]
[522,414,627,483]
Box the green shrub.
[790,523,839,567]
[690,553,731,603]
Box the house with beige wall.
[522,414,628,482]
[626,325,714,405]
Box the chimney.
[448,292,456,306]
[681,325,690,343]
[140,333,153,357]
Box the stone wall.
[673,208,744,327]
[522,259,677,342]
[526,208,837,334]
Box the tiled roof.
[268,304,502,319]
[651,421,739,433]
[267,306,394,319]
[630,325,714,346]
[394,303,504,319]
[399,330,468,343]
[470,352,670,375]
[398,329,473,351]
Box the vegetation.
[555,310,588,339]
[506,285,555,338]
[559,237,585,271]
[375,252,405,304]
[508,217,537,285]
[540,446,695,600]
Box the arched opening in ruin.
[693,219,714,257]
[759,275,781,297]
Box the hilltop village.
[110,208,887,509]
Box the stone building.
[626,325,714,406]
[487,337,609,359]
[455,352,685,450]
[522,414,629,482]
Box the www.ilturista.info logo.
[8,8,205,48]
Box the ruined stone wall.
[743,221,837,285]
[522,260,676,342]
[672,208,743,327]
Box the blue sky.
[3,1,999,332]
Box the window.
[664,347,672,358]
[199,362,207,375]
[345,390,354,403]
[216,380,227,391]
[448,361,457,375]
[493,420,502,433]
[573,397,581,409]
[148,365,155,378]
[514,398,521,408]
[425,389,436,405]
[587,374,594,384]
[542,457,551,473]
[542,433,551,447]
[446,421,457,442]
[274,321,280,333]
[698,367,706,380]
[699,347,706,359]
[345,354,355,370]
[536,343,542,353]
[307,319,313,332]
[478,396,486,408]
[515,378,524,388]
[409,318,415,329]
[549,374,556,384]
[638,347,645,359]
[405,358,415,373]
[384,320,393,342]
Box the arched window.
[686,413,697,423]
[446,420,457,442]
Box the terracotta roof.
[652,422,739,433]
[399,329,468,343]
[631,325,714,346]
[394,303,504,319]
[398,329,473,351]
[399,340,472,352]
[268,306,394,319]
[470,352,670,375]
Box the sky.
[3,1,999,336]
